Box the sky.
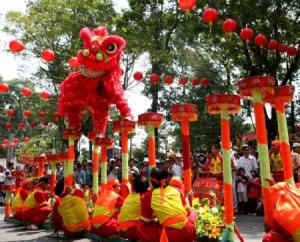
[0,0,151,149]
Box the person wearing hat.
[23,177,51,230]
[118,176,149,240]
[137,167,196,242]
[292,143,300,183]
[269,140,284,182]
[91,178,124,237]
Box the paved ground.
[0,207,265,241]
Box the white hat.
[143,157,149,162]
[175,152,182,158]
[293,143,300,148]
[241,144,249,148]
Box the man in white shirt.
[171,153,183,177]
[237,144,258,178]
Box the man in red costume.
[204,145,223,180]
[23,177,51,230]
[137,167,196,242]
[91,178,124,237]
[50,180,89,238]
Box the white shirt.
[0,172,5,183]
[237,155,258,178]
[171,163,183,177]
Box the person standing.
[291,143,300,182]
[203,145,223,180]
[237,144,258,178]
[74,164,86,186]
[171,153,183,177]
[269,140,284,182]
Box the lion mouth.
[81,67,107,78]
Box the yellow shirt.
[270,153,282,172]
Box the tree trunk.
[265,107,278,144]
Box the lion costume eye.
[106,43,118,54]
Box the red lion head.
[77,26,126,76]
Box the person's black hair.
[54,179,65,196]
[133,176,149,193]
[212,144,221,150]
[150,167,168,189]
[38,176,49,184]
[250,170,258,177]
[238,167,245,173]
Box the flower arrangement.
[194,196,225,241]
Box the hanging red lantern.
[150,73,160,84]
[53,118,59,125]
[201,78,209,87]
[40,91,51,99]
[24,137,30,143]
[202,8,219,32]
[164,75,174,85]
[254,34,267,48]
[19,121,26,129]
[240,27,254,44]
[10,143,15,149]
[267,39,279,52]
[278,44,288,53]
[3,139,8,144]
[6,109,15,117]
[179,76,188,86]
[21,87,33,97]
[222,18,238,35]
[38,111,46,119]
[178,0,195,13]
[1,143,7,149]
[43,121,49,126]
[52,112,60,118]
[68,57,80,68]
[0,84,9,93]
[23,110,32,118]
[133,71,143,81]
[30,121,38,127]
[5,122,12,130]
[191,78,200,86]
[14,138,19,144]
[41,49,55,62]
[287,47,297,57]
[9,39,24,53]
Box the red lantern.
[278,44,288,53]
[9,39,24,53]
[222,18,238,35]
[6,109,15,117]
[23,110,32,118]
[24,137,30,143]
[21,87,33,97]
[3,139,8,144]
[68,57,80,68]
[30,121,38,127]
[254,34,267,48]
[267,39,279,52]
[133,71,143,81]
[43,121,49,126]
[164,75,174,85]
[5,122,12,130]
[240,27,254,43]
[178,0,195,12]
[1,143,7,149]
[10,143,15,149]
[287,47,297,57]
[53,112,60,118]
[0,84,9,93]
[191,78,200,86]
[38,111,46,119]
[40,91,51,99]
[202,8,219,31]
[14,138,19,144]
[201,78,209,87]
[41,49,55,62]
[179,77,188,86]
[19,121,26,129]
[53,119,59,125]
[150,73,160,84]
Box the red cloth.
[34,190,48,204]
[19,188,29,201]
[120,221,142,240]
[23,206,51,225]
[141,190,154,220]
[248,178,260,199]
[91,218,119,237]
[73,189,84,199]
[14,211,23,221]
[137,210,196,242]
